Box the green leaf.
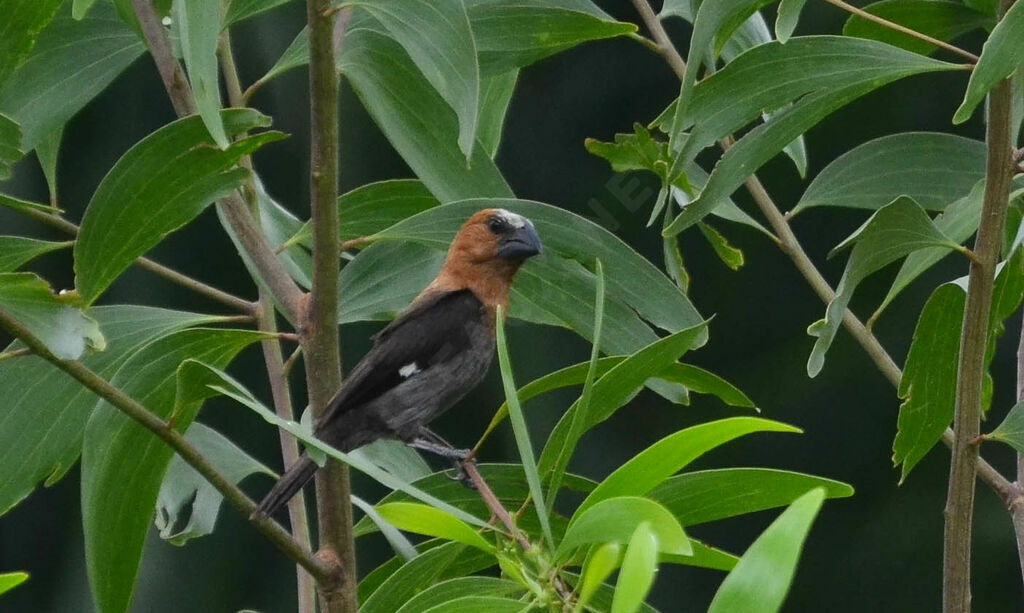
[558,496,690,560]
[0,0,63,90]
[0,192,59,214]
[708,488,825,613]
[478,70,517,157]
[74,110,283,304]
[954,0,1024,124]
[376,502,495,553]
[673,541,739,572]
[35,125,62,204]
[82,329,268,613]
[0,272,105,359]
[354,0,480,160]
[340,20,512,202]
[173,0,228,148]
[657,363,755,408]
[338,241,445,324]
[257,25,309,85]
[372,199,706,353]
[0,571,29,597]
[0,114,20,180]
[73,0,100,20]
[0,2,145,153]
[0,306,225,515]
[793,132,986,215]
[874,179,986,320]
[225,0,295,23]
[351,439,432,483]
[775,0,808,42]
[0,236,71,272]
[843,1,992,56]
[538,323,708,478]
[496,306,554,548]
[196,363,488,527]
[351,495,418,561]
[360,542,495,613]
[986,400,1024,453]
[612,521,659,613]
[468,0,635,75]
[663,38,962,235]
[649,468,853,526]
[577,417,801,516]
[394,577,524,613]
[577,542,620,612]
[252,178,313,289]
[698,222,744,270]
[422,597,528,613]
[546,259,603,509]
[806,197,960,378]
[156,423,275,545]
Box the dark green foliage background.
[0,1,1019,611]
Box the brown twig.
[943,74,1016,612]
[628,0,1018,506]
[0,348,31,361]
[0,307,336,585]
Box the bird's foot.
[447,456,478,490]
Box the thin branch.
[944,75,1015,612]
[820,0,979,64]
[0,348,31,361]
[0,307,336,585]
[303,3,356,612]
[14,206,257,315]
[130,0,306,323]
[1014,310,1024,586]
[629,0,1019,506]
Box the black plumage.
[256,208,542,517]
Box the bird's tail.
[254,454,319,518]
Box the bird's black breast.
[316,289,493,443]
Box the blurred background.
[2,1,1021,611]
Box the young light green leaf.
[807,197,961,377]
[0,236,70,272]
[478,70,518,157]
[194,362,488,528]
[546,259,604,509]
[0,0,63,90]
[0,306,225,516]
[986,401,1024,453]
[468,0,635,75]
[577,417,801,516]
[0,571,28,597]
[0,272,104,359]
[75,110,283,304]
[373,199,705,353]
[376,502,495,553]
[576,542,621,612]
[353,0,480,160]
[82,329,269,613]
[793,133,986,216]
[538,323,709,478]
[340,21,511,202]
[35,125,62,204]
[954,0,1024,124]
[663,39,962,234]
[708,488,825,613]
[843,0,992,56]
[0,2,145,153]
[496,305,554,548]
[649,468,852,526]
[351,496,419,561]
[873,180,986,321]
[172,0,228,148]
[698,222,744,270]
[612,522,659,613]
[558,496,690,560]
[395,577,524,613]
[156,423,275,545]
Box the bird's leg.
[408,428,476,489]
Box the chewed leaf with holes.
[0,272,104,359]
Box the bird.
[255,207,543,517]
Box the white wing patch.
[398,362,421,378]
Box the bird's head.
[430,208,543,308]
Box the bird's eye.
[487,216,508,233]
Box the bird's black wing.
[316,289,484,429]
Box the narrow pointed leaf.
[577,542,621,611]
[843,1,992,56]
[558,496,690,560]
[807,197,960,377]
[612,522,659,613]
[708,489,825,613]
[35,125,62,204]
[376,502,495,553]
[478,70,517,157]
[775,0,809,42]
[75,110,283,304]
[0,571,29,597]
[954,0,1024,124]
[0,236,70,272]
[173,0,228,148]
[0,192,58,214]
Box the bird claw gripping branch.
[256,209,542,516]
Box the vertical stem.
[944,77,1016,612]
[302,2,356,611]
[1014,312,1024,587]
